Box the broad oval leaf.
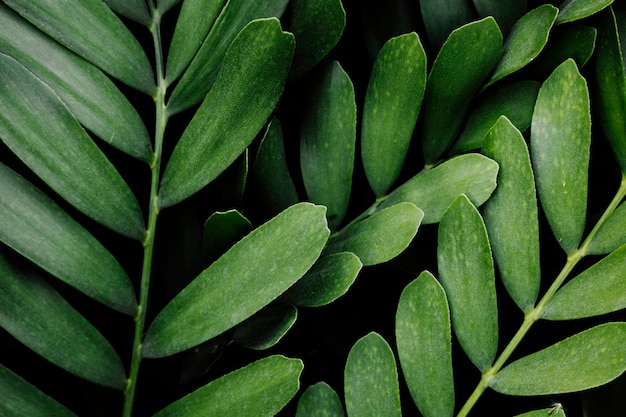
[542,244,626,320]
[3,0,155,94]
[381,153,499,224]
[322,202,423,266]
[482,117,540,312]
[438,195,498,371]
[491,322,626,395]
[421,17,502,164]
[0,4,152,161]
[296,382,345,417]
[0,53,145,240]
[143,203,329,358]
[531,59,590,254]
[232,304,297,350]
[472,0,527,35]
[153,355,303,417]
[587,198,626,255]
[344,332,401,417]
[361,32,426,197]
[0,364,77,417]
[556,0,614,24]
[419,0,476,51]
[0,163,136,315]
[159,18,295,208]
[102,0,150,25]
[0,251,126,389]
[396,271,454,417]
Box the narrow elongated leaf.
[514,407,566,417]
[296,382,345,417]
[0,163,136,315]
[419,0,476,50]
[0,251,126,389]
[323,202,423,266]
[3,0,155,94]
[0,364,77,417]
[381,154,499,224]
[361,32,426,197]
[344,332,401,417]
[542,244,626,320]
[556,0,614,24]
[486,5,558,87]
[438,195,498,371]
[421,17,502,164]
[396,271,454,417]
[301,61,356,229]
[472,0,527,34]
[531,59,590,254]
[588,199,626,254]
[157,0,181,15]
[153,355,303,417]
[232,304,297,350]
[167,0,290,113]
[159,18,295,208]
[482,117,540,312]
[492,323,626,395]
[143,203,329,358]
[0,53,145,240]
[102,0,150,25]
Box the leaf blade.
[556,0,614,24]
[296,382,345,417]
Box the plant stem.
[123,5,167,416]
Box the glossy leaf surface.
[160,18,294,208]
[102,0,150,25]
[396,271,454,417]
[588,198,626,254]
[232,304,297,350]
[153,355,303,417]
[531,59,590,254]
[472,0,527,34]
[419,0,476,50]
[361,32,426,196]
[296,382,345,417]
[492,323,626,395]
[556,0,614,24]
[345,332,401,417]
[438,195,498,371]
[143,203,329,357]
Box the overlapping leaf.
[232,304,297,350]
[419,0,476,50]
[587,199,626,254]
[472,0,527,34]
[556,0,614,24]
[296,382,345,417]
[102,0,150,25]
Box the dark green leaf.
[344,332,401,417]
[3,0,155,94]
[153,355,303,417]
[396,271,454,417]
[588,200,626,255]
[0,163,136,315]
[0,250,126,389]
[232,304,297,350]
[492,323,626,395]
[531,59,590,254]
[556,0,614,24]
[296,382,345,417]
[419,0,476,50]
[157,0,181,15]
[102,0,150,25]
[203,210,253,262]
[159,18,295,208]
[0,53,145,240]
[143,203,329,358]
[421,17,502,164]
[361,32,426,197]
[301,61,356,229]
[438,195,498,371]
[472,0,527,35]
[513,406,565,417]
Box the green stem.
[123,5,167,416]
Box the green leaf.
[143,203,329,358]
[288,0,346,78]
[300,61,356,229]
[438,195,498,371]
[421,17,502,164]
[0,53,145,240]
[361,32,426,197]
[0,364,77,417]
[165,0,226,83]
[323,202,423,266]
[159,18,295,208]
[282,252,362,307]
[396,271,454,417]
[556,0,614,24]
[0,163,136,315]
[542,244,626,320]
[0,250,126,389]
[153,355,303,417]
[157,0,182,15]
[531,59,590,254]
[344,332,401,417]
[232,304,297,350]
[3,0,155,94]
[513,406,566,417]
[203,210,253,262]
[588,199,626,255]
[486,5,558,87]
[450,80,540,154]
[296,382,345,417]
[419,0,476,50]
[102,0,150,25]
[472,0,527,35]
[482,117,540,312]
[381,154,499,224]
[167,0,290,113]
[593,8,626,173]
[0,4,153,161]
[491,322,626,395]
